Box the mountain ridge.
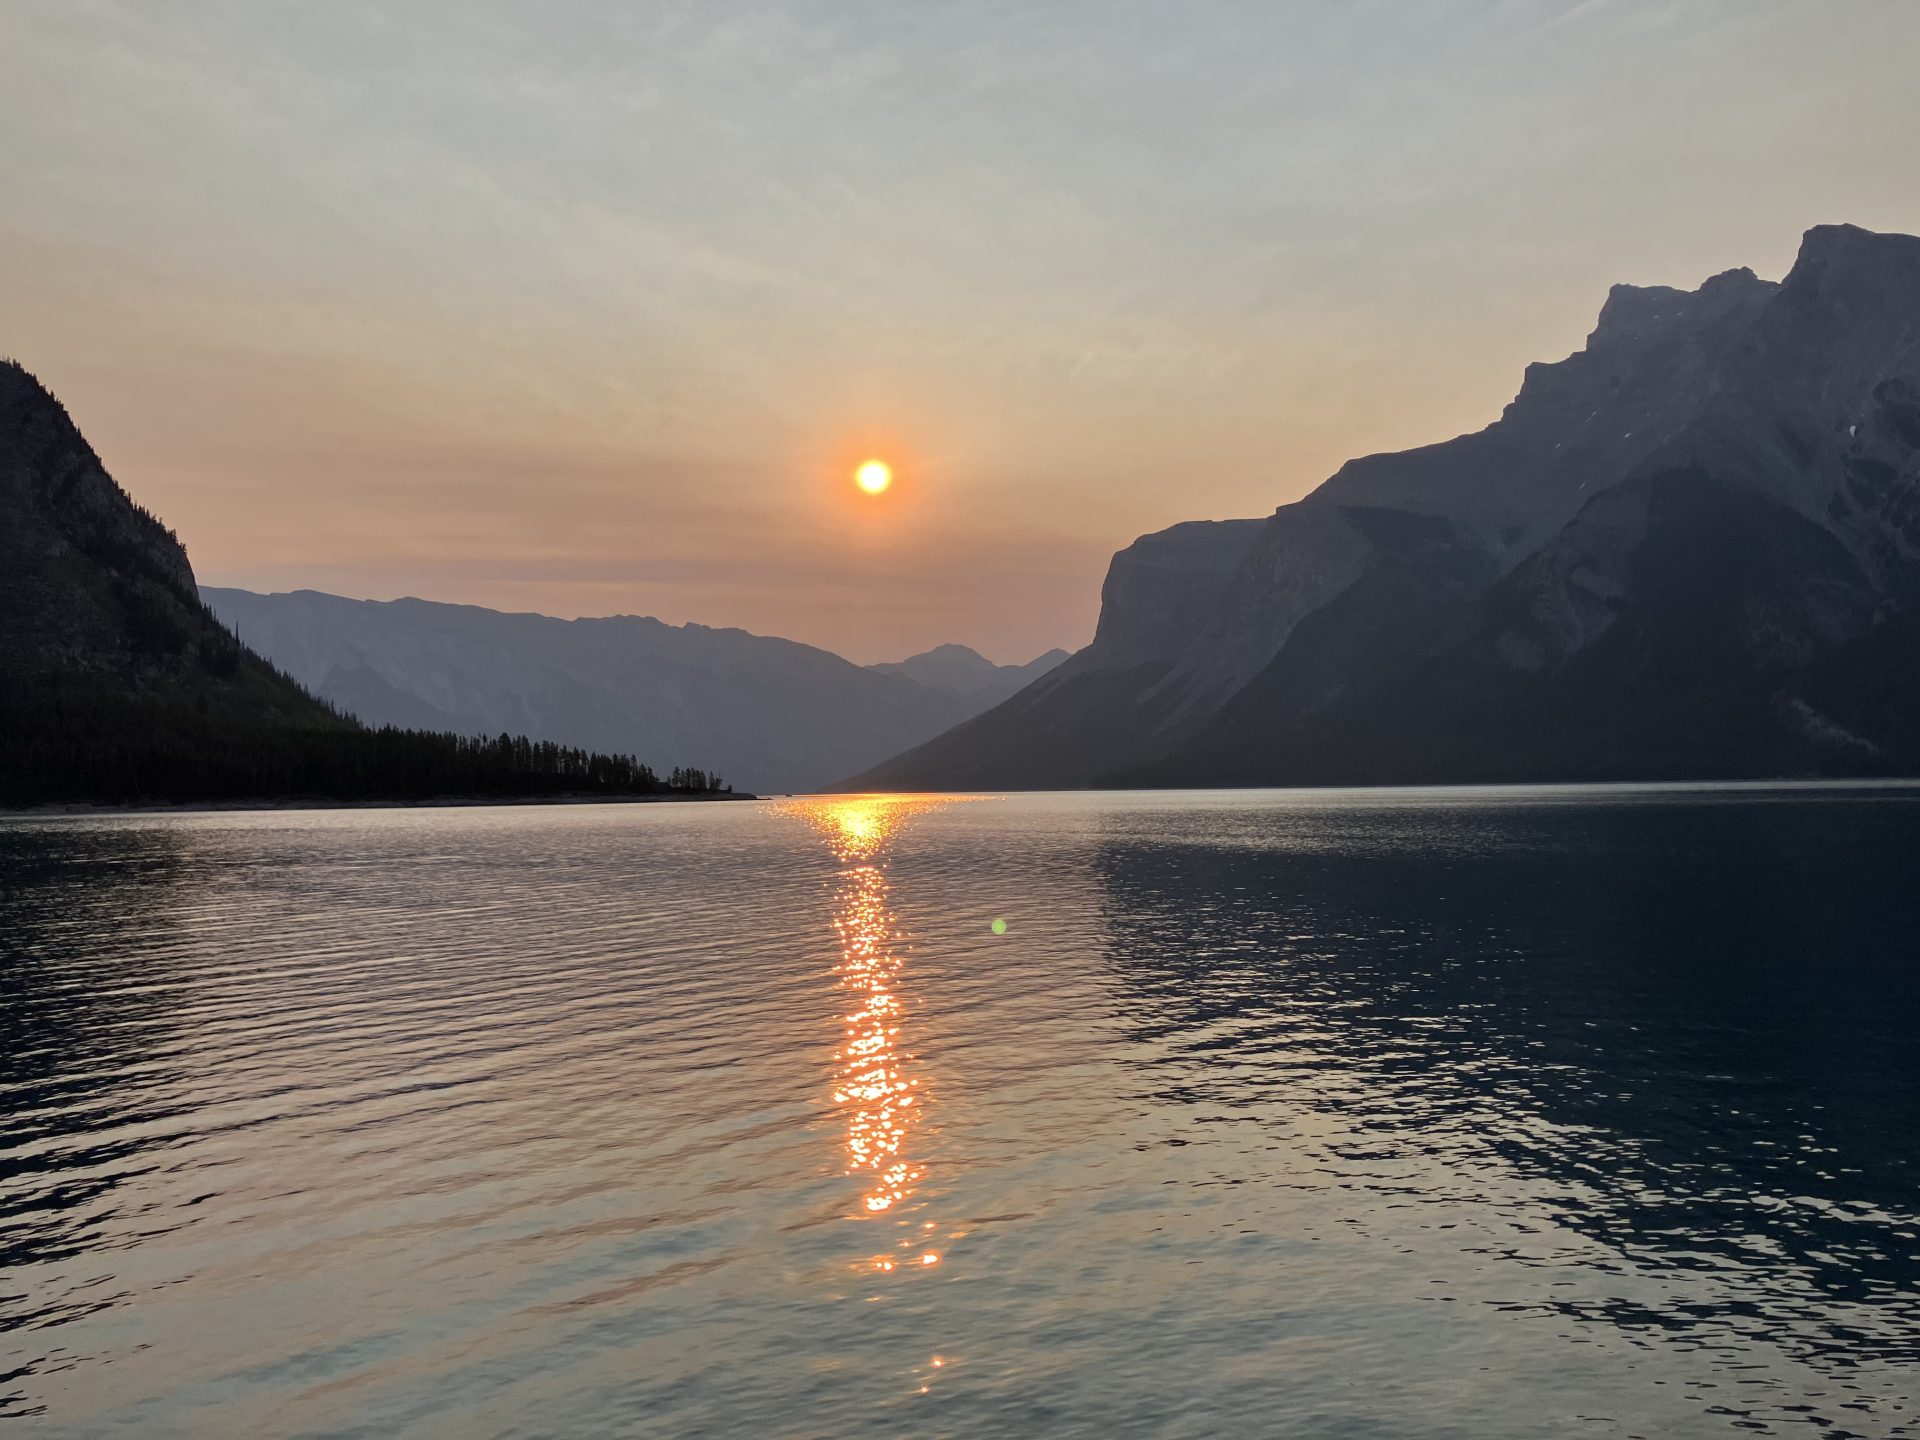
[867,642,1070,704]
[848,223,1920,791]
[0,361,726,806]
[204,587,1069,793]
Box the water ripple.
[1,790,1917,1435]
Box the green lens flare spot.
[991,918,1008,936]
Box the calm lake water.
[2,787,1917,1438]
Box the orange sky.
[5,3,1918,662]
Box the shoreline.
[2,791,761,818]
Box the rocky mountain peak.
[1768,223,1920,348]
[1585,266,1774,352]
[907,643,993,667]
[851,222,1920,792]
[1787,221,1920,277]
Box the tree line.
[3,687,732,807]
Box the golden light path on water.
[780,795,964,1275]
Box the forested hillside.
[0,361,728,806]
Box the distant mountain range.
[18,220,1920,801]
[201,589,1068,793]
[0,362,694,806]
[851,223,1920,789]
[870,642,1070,707]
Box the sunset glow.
[9,3,1920,1431]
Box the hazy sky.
[5,1,1918,662]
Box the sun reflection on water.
[780,796,959,1223]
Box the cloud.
[5,1,1919,660]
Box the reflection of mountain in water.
[1091,791,1920,1426]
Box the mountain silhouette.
[866,643,1069,705]
[1,363,713,805]
[849,224,1920,789]
[202,590,1068,794]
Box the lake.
[2,787,1917,1438]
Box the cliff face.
[844,519,1269,790]
[851,224,1920,790]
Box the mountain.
[0,361,708,806]
[850,223,1920,790]
[0,363,316,712]
[868,643,1069,706]
[200,590,1054,793]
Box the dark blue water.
[1,787,1916,1436]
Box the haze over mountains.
[14,222,1920,802]
[4,336,1069,801]
[870,643,1070,707]
[852,224,1920,790]
[0,361,690,806]
[202,589,1068,794]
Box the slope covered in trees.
[0,360,728,807]
[200,586,1061,794]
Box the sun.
[855,459,893,496]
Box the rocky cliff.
[850,224,1920,789]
